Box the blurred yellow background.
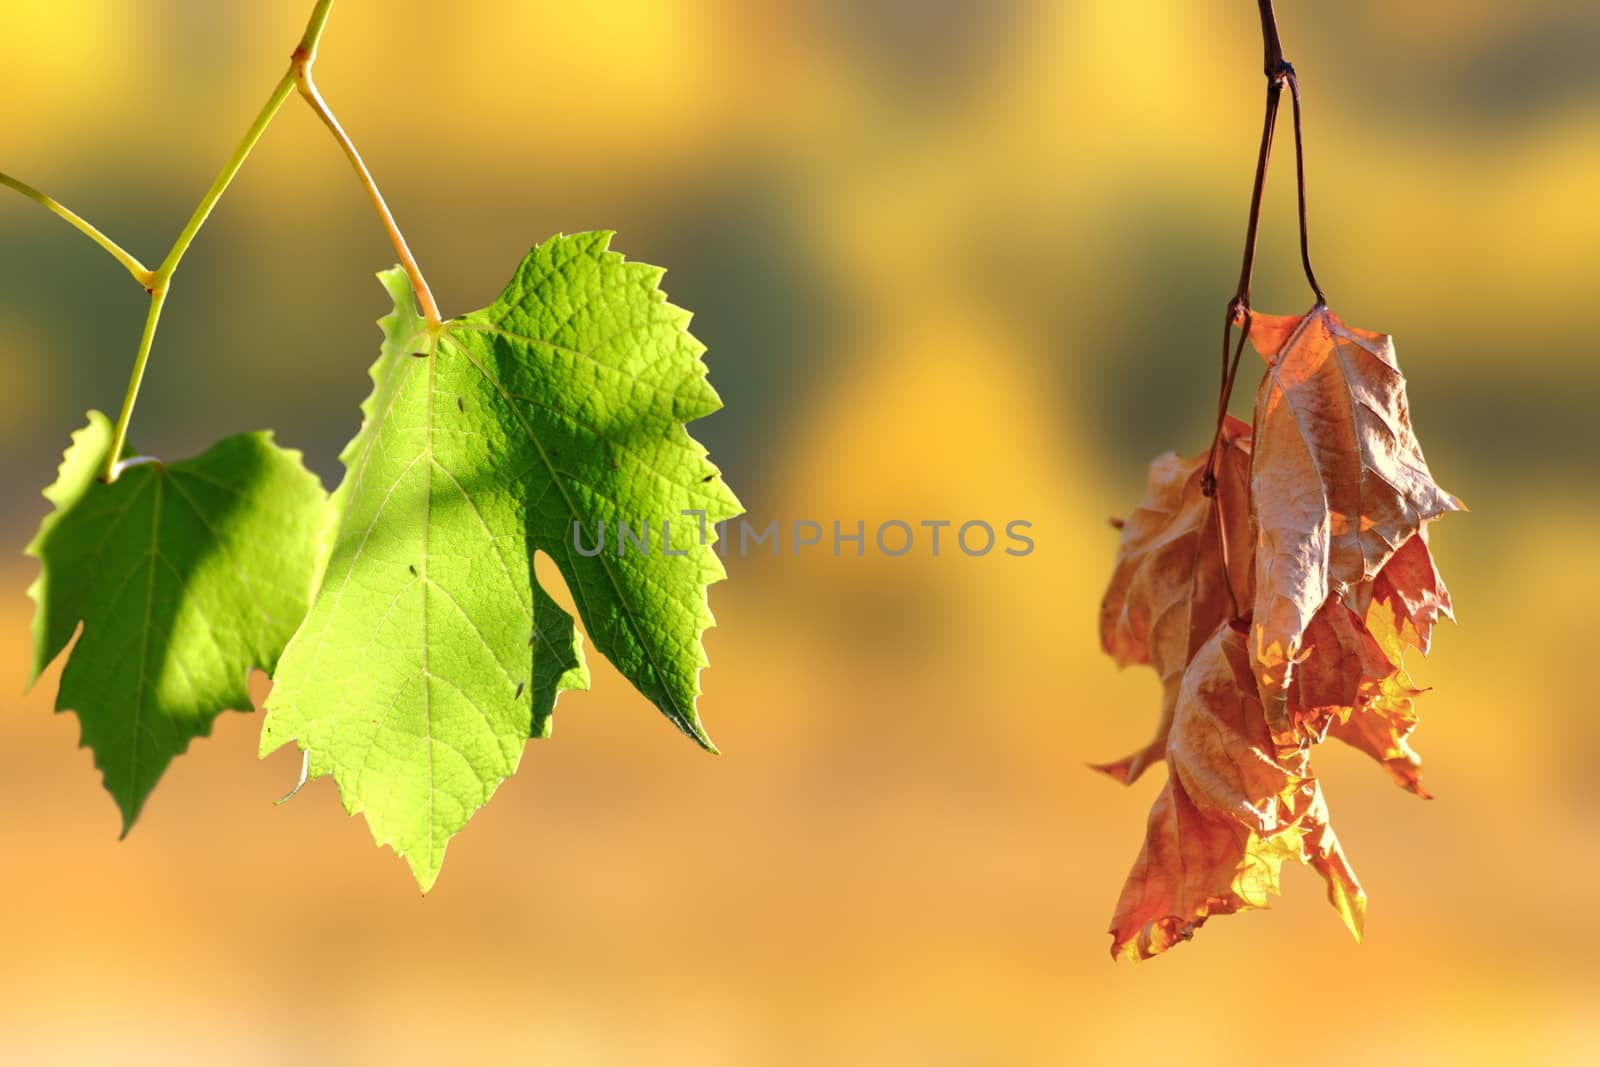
[2,0,1597,1062]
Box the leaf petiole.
[0,171,156,288]
[1203,0,1324,492]
[291,46,442,327]
[104,288,169,482]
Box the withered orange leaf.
[1371,526,1453,655]
[1287,599,1390,736]
[1095,416,1254,784]
[1326,675,1429,797]
[1109,622,1364,960]
[1294,591,1431,797]
[1337,556,1438,795]
[1247,307,1462,740]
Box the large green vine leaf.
[27,412,327,831]
[261,232,742,890]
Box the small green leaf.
[27,412,327,832]
[262,232,741,890]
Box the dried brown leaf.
[1371,526,1453,655]
[1327,673,1430,797]
[1109,623,1365,960]
[1331,564,1434,796]
[1247,307,1462,739]
[1095,417,1253,783]
[1290,542,1440,796]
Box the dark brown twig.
[1203,0,1324,498]
[1228,66,1282,317]
[1287,74,1326,307]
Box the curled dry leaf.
[1247,307,1462,740]
[1095,415,1254,784]
[1320,533,1445,797]
[1370,526,1453,655]
[1326,671,1429,796]
[1109,622,1364,961]
[1293,588,1431,796]
[1288,599,1388,723]
[1096,305,1460,958]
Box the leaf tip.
[115,792,143,841]
[406,849,445,895]
[688,720,720,755]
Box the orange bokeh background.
[2,1,1596,1062]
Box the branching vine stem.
[0,0,441,482]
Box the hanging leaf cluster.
[1096,307,1461,960]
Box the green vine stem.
[0,172,155,287]
[102,70,298,481]
[2,0,440,481]
[291,51,443,328]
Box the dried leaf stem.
[1204,0,1326,501]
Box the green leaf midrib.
[419,329,437,879]
[288,319,437,696]
[127,474,162,818]
[97,468,296,818]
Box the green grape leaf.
[261,232,742,890]
[27,412,327,831]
